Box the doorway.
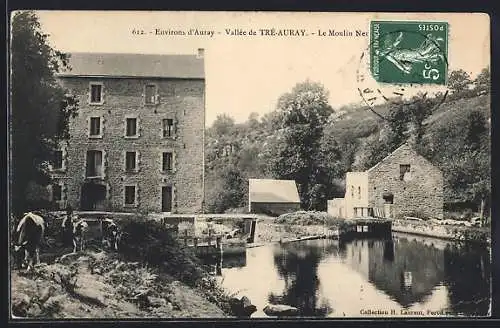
[162,186,173,212]
[81,183,107,210]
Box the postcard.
[9,10,491,320]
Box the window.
[145,85,157,104]
[126,118,138,137]
[162,119,174,137]
[399,164,411,181]
[162,152,173,171]
[86,150,103,177]
[125,151,137,172]
[90,84,103,104]
[351,185,354,197]
[90,117,101,137]
[52,184,62,201]
[53,150,63,170]
[124,185,136,205]
[358,186,361,199]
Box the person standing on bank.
[61,205,75,248]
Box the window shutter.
[172,184,177,211]
[155,94,161,105]
[173,151,176,173]
[102,150,107,179]
[137,151,141,172]
[136,184,140,206]
[173,119,178,140]
[137,117,141,138]
[101,116,106,137]
[101,84,106,104]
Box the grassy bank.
[11,216,236,318]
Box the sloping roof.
[56,52,204,79]
[366,142,436,173]
[249,179,300,203]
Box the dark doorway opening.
[162,186,173,212]
[81,183,107,210]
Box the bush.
[275,211,346,228]
[117,218,206,287]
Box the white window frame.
[88,82,105,105]
[124,183,139,207]
[144,83,159,106]
[124,150,140,173]
[124,115,140,139]
[85,149,105,178]
[160,150,175,173]
[88,115,104,139]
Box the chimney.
[197,48,205,59]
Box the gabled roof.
[56,52,204,79]
[366,142,436,173]
[249,179,300,203]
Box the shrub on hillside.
[117,218,205,287]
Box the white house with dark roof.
[49,50,206,213]
[248,178,301,216]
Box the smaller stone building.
[328,143,443,219]
[248,179,301,216]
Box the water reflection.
[217,234,490,317]
[270,242,334,316]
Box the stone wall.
[250,202,301,216]
[367,144,444,219]
[53,77,205,213]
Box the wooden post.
[208,230,212,246]
[184,230,188,246]
[194,237,198,248]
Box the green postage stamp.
[370,21,448,85]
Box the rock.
[229,296,257,317]
[93,268,102,275]
[241,296,257,317]
[263,304,299,317]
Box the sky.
[33,11,490,126]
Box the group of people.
[12,206,122,272]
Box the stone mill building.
[328,143,444,220]
[48,50,206,213]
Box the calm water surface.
[212,232,491,318]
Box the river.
[209,232,491,318]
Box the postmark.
[370,21,448,85]
[356,21,450,119]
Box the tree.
[448,69,472,96]
[211,113,235,137]
[11,11,79,215]
[269,81,334,210]
[360,94,434,170]
[473,67,490,96]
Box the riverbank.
[392,219,491,245]
[11,250,228,318]
[254,217,332,244]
